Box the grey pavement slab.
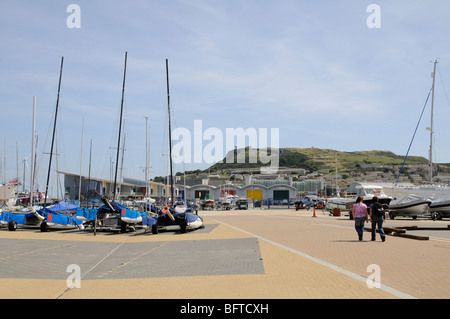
[0,237,264,280]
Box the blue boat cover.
[142,215,157,226]
[39,207,83,226]
[51,202,78,211]
[76,207,98,221]
[76,201,156,227]
[75,201,201,228]
[76,201,124,221]
[185,213,203,223]
[0,211,38,225]
[1,212,26,224]
[122,208,145,219]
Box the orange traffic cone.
[312,206,317,217]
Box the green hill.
[207,147,432,174]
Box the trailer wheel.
[389,212,395,220]
[151,224,158,234]
[40,221,48,232]
[120,222,128,233]
[8,221,17,231]
[432,212,441,221]
[180,222,187,233]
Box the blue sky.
[1,1,450,195]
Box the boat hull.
[429,202,450,213]
[388,202,430,214]
[46,222,84,230]
[153,212,204,233]
[388,201,431,219]
[429,199,450,219]
[326,202,347,212]
[185,214,204,230]
[386,194,431,219]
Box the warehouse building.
[177,180,297,205]
[59,171,170,202]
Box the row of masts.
[6,53,172,206]
[113,53,172,203]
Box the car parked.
[236,199,248,210]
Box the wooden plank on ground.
[392,233,429,240]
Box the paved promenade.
[1,208,449,300]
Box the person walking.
[369,196,386,242]
[352,196,368,241]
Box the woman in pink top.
[352,196,368,241]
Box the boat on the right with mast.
[388,59,450,200]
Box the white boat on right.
[387,194,431,219]
[429,193,450,220]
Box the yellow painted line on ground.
[216,220,416,299]
[0,220,249,243]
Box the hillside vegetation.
[207,147,434,174]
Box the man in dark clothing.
[369,196,386,242]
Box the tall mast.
[86,139,92,207]
[144,115,149,199]
[3,138,5,184]
[30,96,36,204]
[166,59,174,205]
[43,57,64,208]
[78,118,84,202]
[429,59,438,183]
[113,52,127,201]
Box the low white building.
[177,182,296,205]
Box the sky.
[1,0,450,196]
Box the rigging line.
[437,66,450,109]
[156,107,169,179]
[435,66,449,164]
[395,87,432,186]
[113,52,127,200]
[170,99,180,130]
[43,57,64,208]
